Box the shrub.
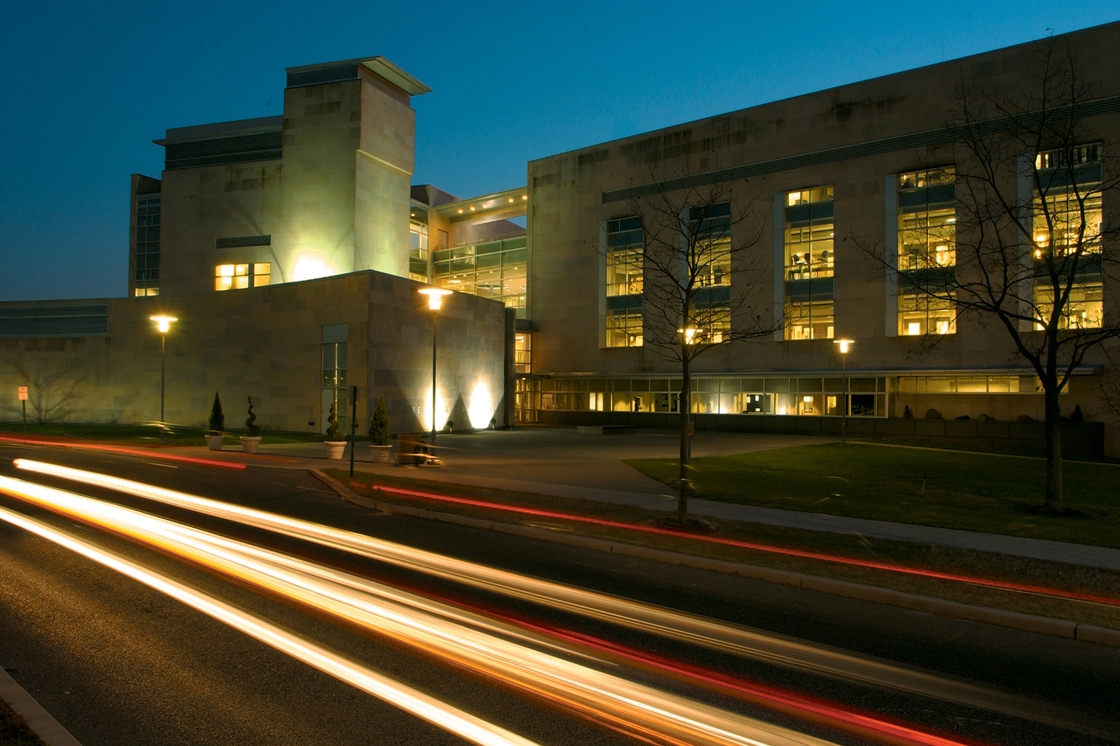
[245,396,260,437]
[924,408,942,420]
[369,395,391,446]
[326,400,341,441]
[207,392,225,433]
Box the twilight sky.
[1,0,1117,301]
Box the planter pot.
[324,441,347,460]
[370,444,392,463]
[240,436,261,454]
[205,434,224,451]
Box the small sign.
[17,386,28,401]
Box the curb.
[0,666,82,746]
[309,470,1120,649]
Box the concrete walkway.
[180,428,1120,571]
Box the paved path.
[163,428,1120,571]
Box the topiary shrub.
[326,400,341,441]
[207,392,225,434]
[369,395,391,446]
[245,396,260,437]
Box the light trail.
[0,501,535,746]
[0,475,842,746]
[353,481,1120,609]
[0,436,246,470]
[10,459,1102,740]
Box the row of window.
[602,149,1104,347]
[133,198,160,296]
[215,263,271,291]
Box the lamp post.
[418,288,451,452]
[150,315,177,444]
[834,338,853,444]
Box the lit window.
[605,217,643,347]
[784,188,834,340]
[215,263,271,291]
[1032,145,1103,329]
[897,168,956,335]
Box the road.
[1,441,1118,745]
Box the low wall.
[535,410,1105,458]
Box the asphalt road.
[1,441,1118,746]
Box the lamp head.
[834,338,853,354]
[419,287,452,311]
[150,315,178,334]
[677,327,698,345]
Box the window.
[897,168,956,335]
[514,333,531,374]
[605,217,643,347]
[215,263,270,291]
[408,220,428,282]
[784,187,834,340]
[1032,145,1103,329]
[432,236,527,317]
[687,204,732,343]
[322,341,347,388]
[134,197,160,296]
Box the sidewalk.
[227,428,1120,572]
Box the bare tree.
[0,356,90,424]
[607,172,777,520]
[860,40,1120,512]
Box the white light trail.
[8,459,1017,709]
[0,500,536,746]
[0,474,840,746]
[12,459,1086,741]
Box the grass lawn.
[328,469,1120,631]
[0,421,329,447]
[626,443,1120,548]
[0,696,44,746]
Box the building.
[5,24,1120,455]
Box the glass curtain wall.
[532,376,888,417]
[897,168,956,335]
[605,217,644,347]
[783,188,834,340]
[688,204,732,343]
[1033,145,1103,329]
[408,208,429,283]
[433,235,527,318]
[134,197,161,296]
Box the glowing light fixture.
[419,287,454,451]
[833,339,854,443]
[150,315,178,442]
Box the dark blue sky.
[2,0,1116,301]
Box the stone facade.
[0,272,509,435]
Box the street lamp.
[418,287,452,452]
[150,315,177,444]
[834,338,853,445]
[677,327,698,458]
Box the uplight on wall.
[292,254,331,282]
[467,381,494,430]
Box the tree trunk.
[678,354,691,520]
[1043,383,1063,513]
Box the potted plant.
[205,392,225,450]
[368,394,392,462]
[241,395,262,453]
[324,399,346,460]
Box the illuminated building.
[4,25,1120,454]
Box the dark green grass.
[0,697,44,746]
[627,443,1120,547]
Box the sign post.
[18,386,28,431]
[348,384,358,477]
